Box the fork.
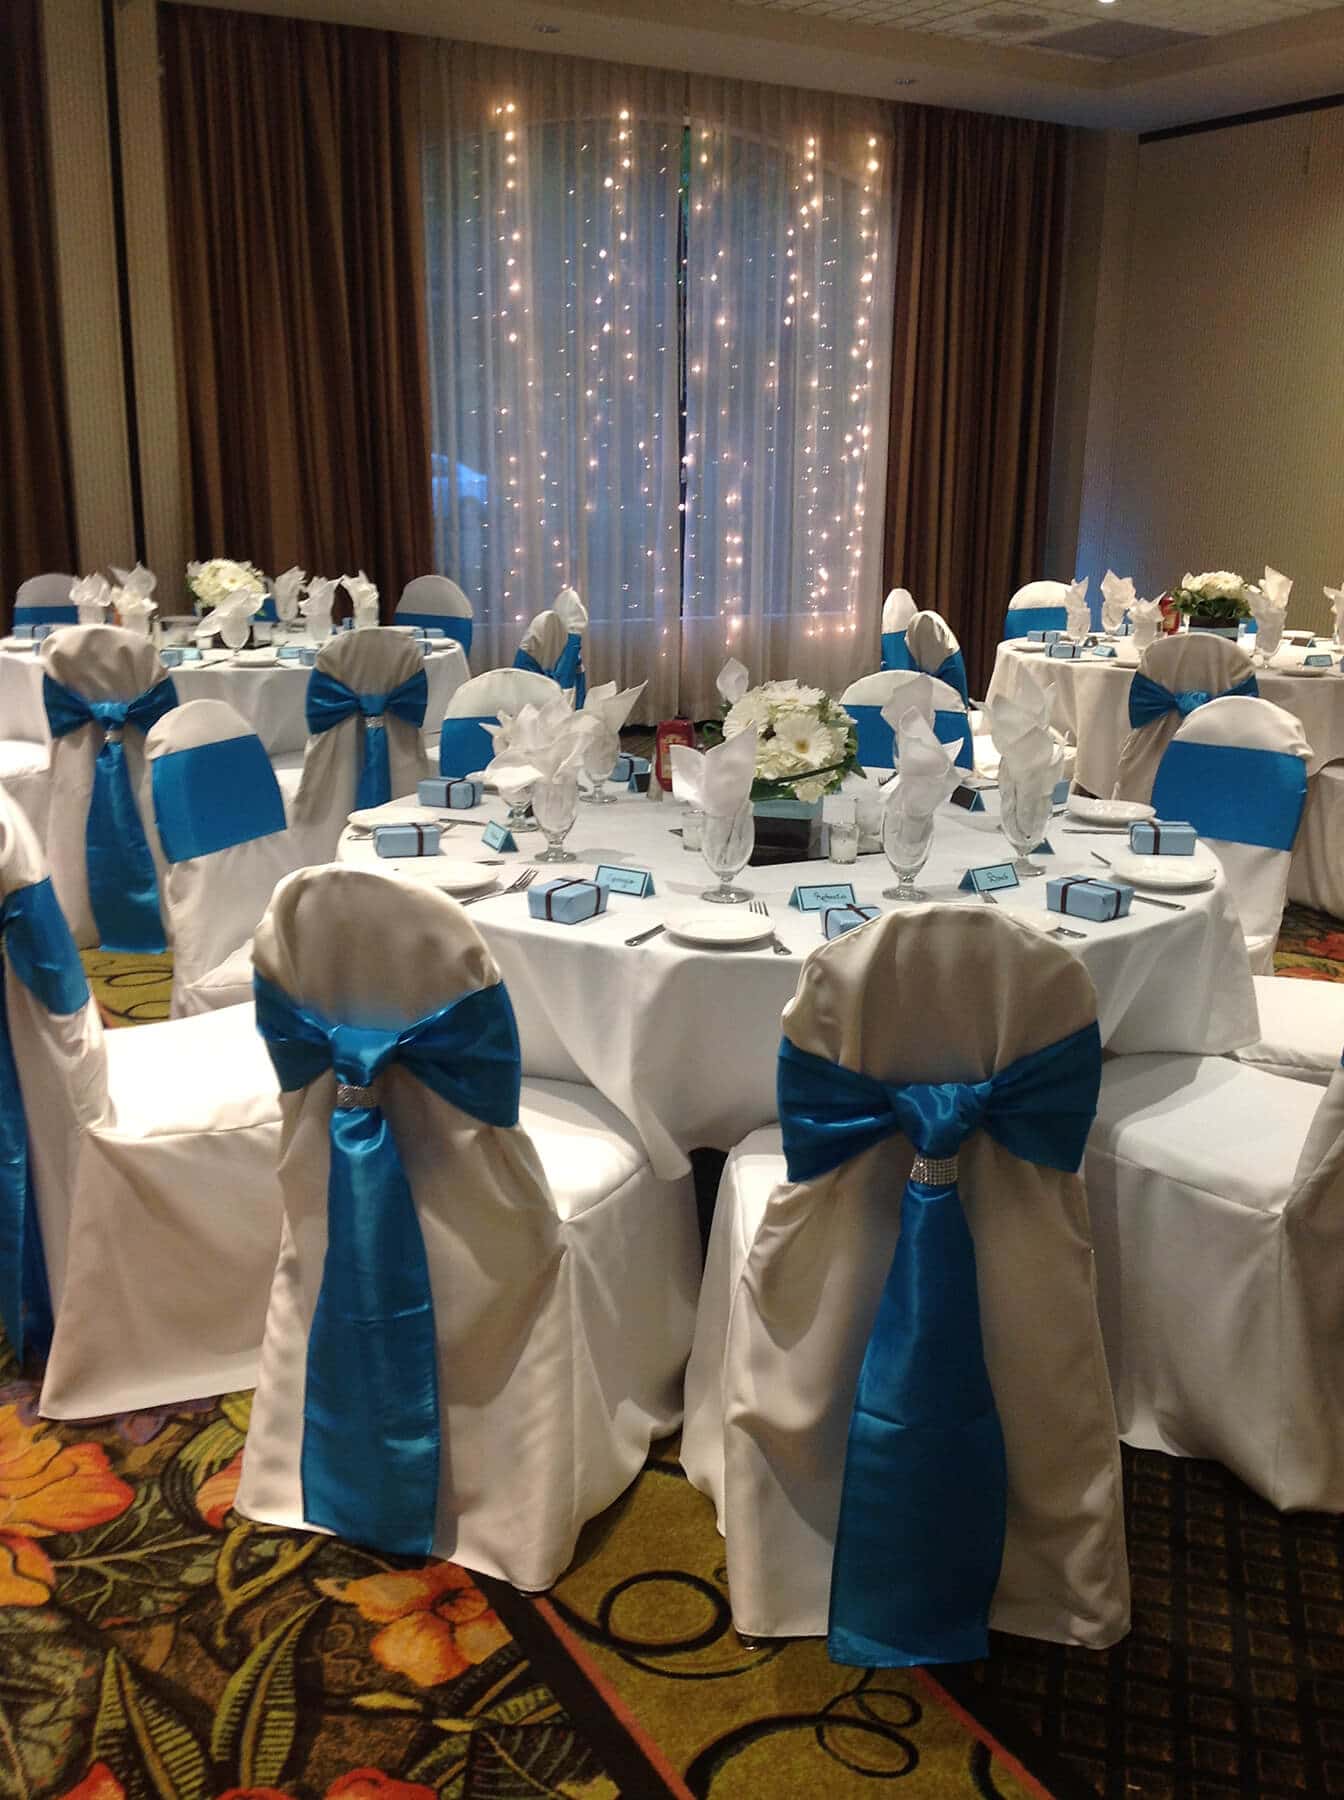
[749,899,793,955]
[462,867,536,905]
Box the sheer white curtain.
[420,45,684,717]
[681,79,893,715]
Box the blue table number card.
[950,784,987,813]
[1052,778,1072,807]
[593,863,655,897]
[959,862,1020,894]
[481,820,518,852]
[1305,652,1335,668]
[789,881,857,912]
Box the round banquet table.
[0,640,469,757]
[985,638,1344,798]
[336,786,1259,1179]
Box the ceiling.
[179,0,1344,129]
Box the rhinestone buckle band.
[911,1154,959,1185]
[336,1084,378,1109]
[365,715,386,728]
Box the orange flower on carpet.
[54,1765,125,1800]
[318,1561,510,1688]
[0,1404,133,1606]
[196,1447,244,1528]
[326,1772,438,1800]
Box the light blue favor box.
[1128,819,1196,856]
[373,822,442,858]
[528,877,608,924]
[419,777,483,809]
[11,625,33,641]
[1047,641,1084,660]
[1028,630,1063,644]
[1046,876,1133,922]
[823,904,881,939]
[160,647,185,668]
[611,754,652,787]
[299,647,319,666]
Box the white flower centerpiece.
[1168,570,1253,636]
[187,557,270,648]
[720,679,860,806]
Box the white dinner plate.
[0,639,37,653]
[230,647,279,666]
[1012,641,1050,654]
[1066,797,1156,828]
[1280,663,1335,677]
[1105,846,1220,892]
[667,911,777,948]
[386,859,499,896]
[348,801,453,832]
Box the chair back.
[550,590,588,701]
[514,610,568,678]
[290,629,429,859]
[440,668,564,777]
[905,610,970,704]
[14,574,78,630]
[41,624,175,949]
[1152,694,1309,968]
[1114,634,1257,803]
[395,576,473,657]
[718,904,1128,1654]
[1005,579,1069,640]
[880,588,916,670]
[245,865,563,1558]
[147,700,293,1011]
[841,671,971,771]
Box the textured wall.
[1076,106,1344,635]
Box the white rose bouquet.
[718,679,859,804]
[186,557,268,616]
[1168,570,1252,626]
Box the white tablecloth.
[0,643,469,756]
[986,639,1344,797]
[337,787,1258,1178]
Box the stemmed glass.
[701,804,754,904]
[881,805,935,902]
[999,766,1054,878]
[532,769,579,862]
[1253,615,1284,668]
[580,723,621,805]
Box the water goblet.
[580,723,621,805]
[701,804,754,903]
[1254,616,1284,668]
[999,766,1054,878]
[881,805,935,902]
[532,769,579,862]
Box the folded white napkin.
[670,727,757,818]
[114,589,158,636]
[1253,566,1292,617]
[1324,582,1344,645]
[301,576,337,641]
[111,562,156,600]
[1099,569,1135,633]
[986,682,1060,790]
[878,672,934,736]
[1130,595,1164,649]
[485,698,599,800]
[272,566,306,624]
[1064,575,1091,639]
[582,679,646,733]
[554,587,588,633]
[341,570,380,630]
[71,573,111,626]
[886,711,959,820]
[716,658,750,706]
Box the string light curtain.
[420,45,685,714]
[681,79,893,714]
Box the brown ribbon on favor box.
[1057,876,1120,921]
[542,878,597,922]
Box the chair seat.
[1090,1051,1321,1215]
[272,751,305,809]
[176,939,256,1016]
[105,1001,280,1137]
[518,1076,655,1220]
[1230,976,1344,1085]
[1289,763,1344,921]
[0,740,49,777]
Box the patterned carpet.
[14,905,1337,1799]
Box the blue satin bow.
[880,631,913,672]
[253,971,522,1556]
[152,734,287,863]
[1128,669,1258,730]
[777,1020,1101,1667]
[0,879,90,1360]
[305,667,428,811]
[397,612,473,654]
[43,673,178,952]
[929,649,970,706]
[515,635,586,702]
[1153,739,1307,851]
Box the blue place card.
[1052,778,1072,807]
[789,881,858,912]
[481,820,517,852]
[593,863,655,897]
[1035,837,1056,855]
[1090,645,1117,659]
[950,784,987,813]
[1305,653,1334,668]
[959,861,1020,894]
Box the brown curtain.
[160,4,432,609]
[885,105,1069,697]
[0,0,78,622]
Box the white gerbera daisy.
[771,711,842,771]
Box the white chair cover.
[840,670,971,772]
[1004,580,1070,640]
[0,744,51,843]
[905,610,972,706]
[0,789,283,1418]
[395,575,473,657]
[1152,695,1310,974]
[1087,1048,1344,1511]
[881,588,917,636]
[516,610,568,673]
[1112,634,1257,804]
[41,625,172,949]
[438,668,565,776]
[682,905,1130,1647]
[289,629,429,862]
[236,865,698,1590]
[1233,976,1344,1085]
[146,700,298,1016]
[14,573,77,627]
[1288,764,1344,921]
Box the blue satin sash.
[1004,605,1068,640]
[880,631,912,671]
[43,673,178,952]
[513,648,545,677]
[553,632,587,705]
[397,612,473,654]
[776,1020,1102,1667]
[849,704,973,773]
[14,604,78,627]
[152,734,287,862]
[439,715,497,778]
[1128,669,1258,730]
[1153,740,1307,851]
[253,972,522,1556]
[305,667,428,811]
[0,879,89,1360]
[929,649,970,706]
